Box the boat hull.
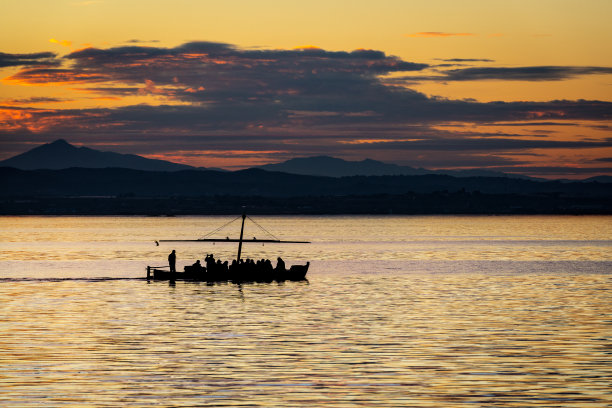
[147,262,309,283]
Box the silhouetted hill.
[1,166,610,198]
[0,139,195,171]
[259,156,425,177]
[258,156,538,180]
[2,167,610,214]
[583,175,612,183]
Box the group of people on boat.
[157,248,308,282]
[169,250,287,278]
[155,213,309,282]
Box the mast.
[236,210,246,262]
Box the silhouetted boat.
[147,262,309,282]
[147,211,310,282]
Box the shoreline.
[2,194,611,215]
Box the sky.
[1,0,611,178]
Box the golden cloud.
[49,38,73,47]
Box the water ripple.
[0,274,610,407]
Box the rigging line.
[199,216,242,239]
[246,216,280,241]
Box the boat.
[146,211,310,282]
[147,262,310,283]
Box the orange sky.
[1,0,611,178]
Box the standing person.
[168,250,176,273]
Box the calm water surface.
[1,216,611,407]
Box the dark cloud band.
[0,51,58,68]
[402,66,612,82]
[1,41,611,177]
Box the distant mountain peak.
[0,139,196,172]
[49,138,71,146]
[258,155,415,177]
[43,139,78,152]
[258,155,539,180]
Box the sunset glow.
[1,0,611,178]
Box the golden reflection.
[0,273,609,406]
[0,216,610,404]
[1,216,611,264]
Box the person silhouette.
[275,257,285,272]
[168,250,176,273]
[206,254,216,273]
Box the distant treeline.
[1,167,611,214]
[1,192,611,215]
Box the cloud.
[2,42,612,132]
[484,121,578,127]
[6,68,107,84]
[344,137,612,151]
[448,66,612,81]
[49,38,73,47]
[8,42,426,94]
[124,39,160,44]
[485,166,612,176]
[395,154,531,169]
[1,41,612,176]
[407,32,475,38]
[411,66,612,82]
[0,51,58,68]
[435,58,495,62]
[1,97,68,106]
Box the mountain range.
[258,156,538,180]
[2,140,610,214]
[0,139,536,180]
[1,139,610,183]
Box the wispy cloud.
[5,68,107,84]
[407,32,475,38]
[456,66,612,81]
[397,66,612,82]
[435,58,494,63]
[124,39,160,44]
[0,97,68,106]
[483,166,612,176]
[49,38,72,48]
[0,51,58,68]
[345,138,612,151]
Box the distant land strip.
[1,193,611,215]
[1,167,610,215]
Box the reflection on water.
[0,216,611,406]
[1,216,611,266]
[1,276,610,407]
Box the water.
[1,216,611,407]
